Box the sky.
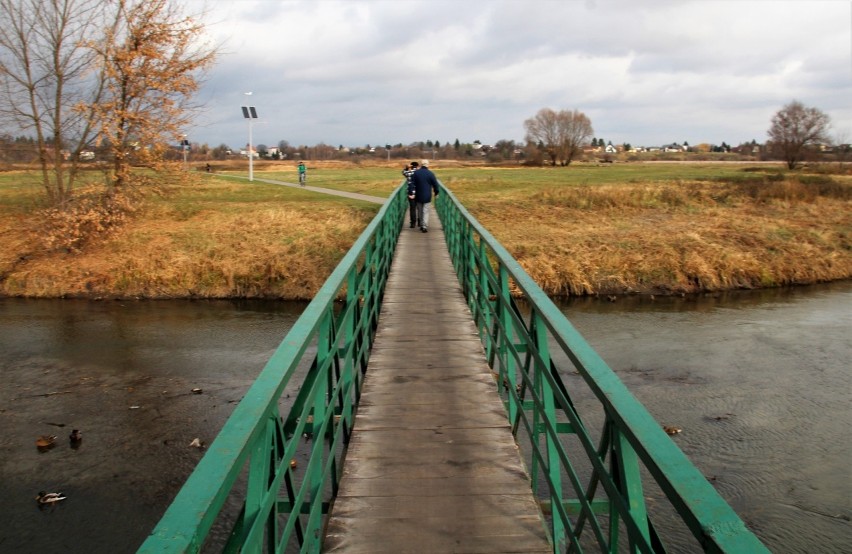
[186,0,852,150]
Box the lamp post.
[241,92,258,181]
[181,134,189,170]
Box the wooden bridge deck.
[323,211,551,553]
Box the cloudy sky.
[187,0,852,150]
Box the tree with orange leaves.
[89,0,216,191]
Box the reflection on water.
[0,299,306,554]
[549,280,852,552]
[0,284,849,553]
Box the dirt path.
[224,174,388,204]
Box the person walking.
[403,161,418,228]
[298,161,306,186]
[409,159,439,233]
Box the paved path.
[220,174,387,204]
[322,210,551,553]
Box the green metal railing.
[435,186,768,553]
[141,179,767,553]
[138,185,409,553]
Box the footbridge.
[138,183,768,553]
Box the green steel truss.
[435,187,768,553]
[138,185,409,553]
[140,181,768,553]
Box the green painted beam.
[436,186,769,553]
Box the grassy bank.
[0,162,849,299]
[0,172,379,299]
[464,172,851,295]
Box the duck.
[36,491,66,504]
[663,425,682,435]
[35,435,57,449]
[69,429,82,443]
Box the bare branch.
[0,0,108,203]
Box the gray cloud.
[185,0,852,149]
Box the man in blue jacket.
[403,161,418,228]
[408,159,440,233]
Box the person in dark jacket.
[403,161,418,228]
[408,159,439,233]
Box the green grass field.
[218,161,794,198]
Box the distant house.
[604,144,617,154]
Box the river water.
[0,283,849,553]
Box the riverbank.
[0,162,849,299]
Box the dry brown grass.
[461,178,851,295]
[1,163,849,299]
[0,174,376,299]
[2,208,370,299]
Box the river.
[0,282,849,553]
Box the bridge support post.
[496,265,518,424]
[612,425,653,551]
[531,310,567,550]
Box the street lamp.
[241,92,258,181]
[181,134,189,170]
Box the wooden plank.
[323,216,551,553]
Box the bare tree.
[0,0,107,205]
[524,108,561,166]
[557,109,593,166]
[524,108,593,166]
[767,100,830,170]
